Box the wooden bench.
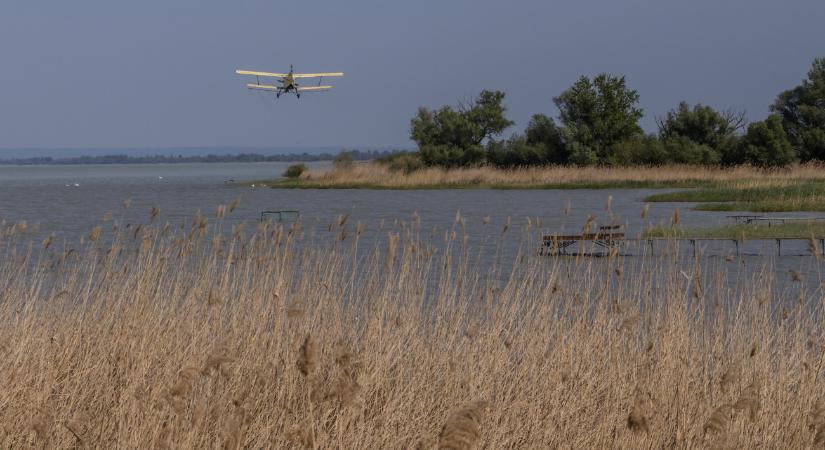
[541,225,626,255]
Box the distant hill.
[0,149,407,165]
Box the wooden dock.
[542,230,825,257]
[727,215,825,225]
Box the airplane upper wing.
[297,85,333,92]
[236,70,288,78]
[292,72,344,78]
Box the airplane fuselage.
[281,72,297,91]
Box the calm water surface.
[1,162,822,293]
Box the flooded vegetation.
[1,204,824,448]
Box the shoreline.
[254,164,825,212]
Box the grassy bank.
[644,179,825,212]
[643,221,825,240]
[2,209,825,448]
[257,163,825,191]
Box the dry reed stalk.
[733,380,761,422]
[705,404,733,434]
[285,421,316,449]
[286,301,305,319]
[3,208,825,448]
[89,225,102,242]
[203,346,234,377]
[671,209,680,226]
[627,391,650,433]
[790,269,803,282]
[229,196,241,213]
[297,334,317,377]
[438,401,488,450]
[720,363,741,392]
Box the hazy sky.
[1,0,823,151]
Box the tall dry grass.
[0,208,824,448]
[281,162,825,189]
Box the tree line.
[0,149,395,166]
[408,57,825,168]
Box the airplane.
[235,64,344,98]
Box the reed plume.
[438,401,488,450]
[297,334,317,377]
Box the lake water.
[1,162,822,291]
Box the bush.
[283,163,307,179]
[661,136,721,165]
[606,135,668,166]
[333,151,356,170]
[419,145,485,169]
[379,152,423,174]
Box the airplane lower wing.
[297,86,333,92]
[246,83,279,91]
[236,70,288,78]
[292,72,344,78]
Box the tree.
[486,114,568,168]
[606,134,668,166]
[771,57,825,161]
[524,114,568,164]
[459,90,514,145]
[737,115,796,168]
[411,90,513,167]
[656,102,744,164]
[553,74,643,165]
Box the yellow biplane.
[235,64,343,98]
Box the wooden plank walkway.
[541,234,825,257]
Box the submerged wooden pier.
[541,229,825,257]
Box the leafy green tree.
[736,115,796,168]
[411,90,513,167]
[524,114,568,164]
[657,102,744,164]
[486,114,568,167]
[661,136,720,165]
[772,57,825,161]
[486,136,543,168]
[419,144,486,168]
[606,134,668,166]
[461,90,514,145]
[553,74,643,165]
